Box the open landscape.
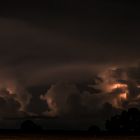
[0,1,140,139]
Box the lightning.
[99,66,130,108]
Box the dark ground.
[0,134,140,140]
[0,131,140,140]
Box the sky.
[0,1,140,130]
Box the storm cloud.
[0,2,140,129]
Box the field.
[0,134,140,140]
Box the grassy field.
[0,134,140,140]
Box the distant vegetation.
[105,108,140,133]
[20,120,42,132]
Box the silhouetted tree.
[105,108,140,133]
[20,120,42,132]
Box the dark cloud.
[0,97,20,117]
[35,64,140,127]
[26,85,50,114]
[0,1,140,129]
[40,82,120,126]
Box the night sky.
[0,1,140,130]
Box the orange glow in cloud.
[111,83,127,89]
[111,83,128,100]
[119,92,127,100]
[6,88,14,94]
[108,83,127,92]
[104,82,128,108]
